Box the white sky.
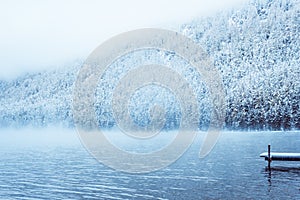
[0,0,248,79]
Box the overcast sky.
[0,0,248,79]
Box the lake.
[0,129,299,199]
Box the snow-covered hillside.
[0,64,80,128]
[0,0,299,130]
[181,0,300,130]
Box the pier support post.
[268,144,271,170]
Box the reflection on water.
[0,130,299,199]
[268,166,300,174]
[263,165,300,195]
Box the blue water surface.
[0,130,299,199]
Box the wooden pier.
[260,145,300,170]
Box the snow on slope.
[0,0,299,130]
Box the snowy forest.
[0,0,299,131]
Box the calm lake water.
[0,129,299,199]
